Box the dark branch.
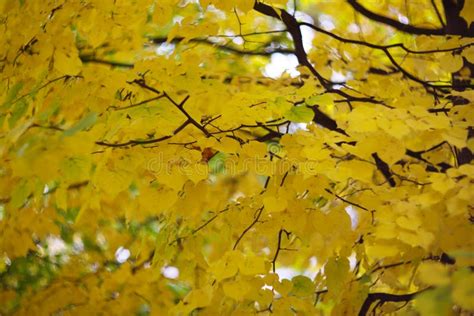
[431,0,446,28]
[358,288,430,316]
[347,0,448,36]
[325,188,371,212]
[233,206,264,250]
[372,153,396,187]
[108,95,165,111]
[149,36,295,56]
[79,55,134,68]
[253,2,392,104]
[442,0,474,36]
[299,22,474,89]
[192,207,230,234]
[309,105,349,136]
[96,120,189,148]
[271,229,291,273]
[253,1,330,87]
[130,79,212,137]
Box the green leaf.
[306,94,333,106]
[167,282,191,299]
[272,97,292,116]
[325,257,349,294]
[414,286,451,316]
[10,180,31,209]
[208,152,226,174]
[38,99,60,123]
[1,82,24,110]
[60,157,90,183]
[57,206,80,224]
[290,275,314,297]
[8,100,28,128]
[285,105,314,123]
[452,268,474,311]
[64,112,97,136]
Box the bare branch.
[347,0,448,36]
[358,288,431,316]
[95,120,190,148]
[233,206,264,250]
[149,36,295,56]
[271,229,291,273]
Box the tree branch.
[347,0,448,36]
[192,207,230,234]
[358,288,430,316]
[253,2,393,104]
[271,229,291,273]
[325,188,371,212]
[431,0,446,28]
[130,79,212,137]
[372,153,396,187]
[233,206,264,250]
[299,22,474,89]
[309,105,349,136]
[95,120,190,148]
[150,36,295,56]
[253,1,331,87]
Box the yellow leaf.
[460,1,474,24]
[414,287,451,316]
[462,46,474,64]
[55,185,68,210]
[274,279,293,297]
[183,285,213,309]
[417,262,450,286]
[263,195,287,213]
[235,0,254,12]
[366,242,400,259]
[452,269,474,311]
[54,50,82,75]
[95,166,130,198]
[223,279,250,301]
[325,257,349,296]
[215,137,240,153]
[153,3,173,25]
[184,163,209,184]
[439,54,464,73]
[211,251,240,281]
[238,254,267,275]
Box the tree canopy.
[1,0,473,315]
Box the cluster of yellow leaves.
[1,0,473,315]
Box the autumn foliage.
[1,0,474,315]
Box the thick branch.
[347,0,446,36]
[358,288,430,316]
[79,55,134,68]
[253,1,330,87]
[442,0,473,36]
[348,0,473,37]
[309,105,348,136]
[372,153,396,187]
[253,2,392,104]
